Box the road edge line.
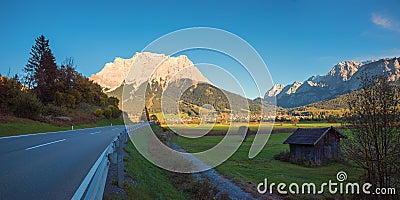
[0,125,123,140]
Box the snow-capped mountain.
[89,52,269,117]
[89,52,209,92]
[266,57,400,108]
[266,84,285,97]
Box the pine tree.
[23,35,59,103]
[24,35,47,88]
[38,48,59,103]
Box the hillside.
[92,52,273,122]
[0,35,123,125]
[303,93,350,110]
[107,79,271,121]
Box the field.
[167,121,341,130]
[172,122,364,198]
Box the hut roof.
[283,126,347,145]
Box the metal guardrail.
[72,123,147,200]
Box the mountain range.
[265,57,400,108]
[89,52,271,119]
[90,52,400,114]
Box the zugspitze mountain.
[89,52,209,92]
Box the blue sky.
[0,0,399,98]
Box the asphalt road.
[0,125,129,199]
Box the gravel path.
[170,143,255,200]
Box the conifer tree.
[23,35,59,103]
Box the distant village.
[127,107,346,124]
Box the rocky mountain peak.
[89,52,209,92]
[285,81,303,94]
[265,84,285,97]
[265,57,400,108]
[327,61,363,81]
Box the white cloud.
[371,13,400,32]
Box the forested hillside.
[0,35,121,124]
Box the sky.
[0,0,399,98]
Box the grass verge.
[123,139,186,199]
[0,116,124,137]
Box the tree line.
[343,76,400,191]
[0,35,121,120]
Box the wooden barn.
[283,127,347,165]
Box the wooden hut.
[283,127,347,165]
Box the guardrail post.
[117,133,124,188]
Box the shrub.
[108,105,122,118]
[13,92,42,119]
[108,96,119,107]
[94,108,104,117]
[66,94,76,108]
[42,103,65,116]
[100,97,107,106]
[54,91,63,106]
[185,178,218,199]
[103,107,112,119]
[274,150,290,162]
[293,158,320,167]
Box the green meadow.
[173,122,363,198]
[166,121,342,132]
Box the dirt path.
[170,143,255,200]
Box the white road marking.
[90,131,101,135]
[0,126,115,140]
[0,130,72,140]
[25,139,66,150]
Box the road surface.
[0,125,129,199]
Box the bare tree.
[290,116,299,126]
[344,75,400,189]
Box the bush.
[100,97,107,106]
[108,96,119,107]
[94,108,104,117]
[66,94,76,108]
[103,108,112,119]
[274,150,290,162]
[54,91,63,106]
[293,158,320,167]
[13,92,42,119]
[42,104,65,116]
[169,173,227,200]
[108,105,121,118]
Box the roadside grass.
[0,116,124,137]
[123,140,185,200]
[73,118,124,129]
[174,133,364,198]
[0,116,69,137]
[121,125,230,200]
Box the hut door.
[324,145,332,159]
